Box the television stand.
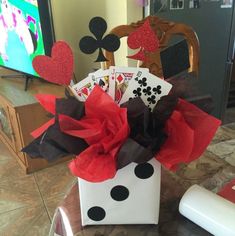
[0,74,33,91]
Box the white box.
[78,158,161,226]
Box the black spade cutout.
[87,206,106,221]
[79,16,120,62]
[110,185,129,201]
[134,163,154,179]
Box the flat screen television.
[0,0,55,80]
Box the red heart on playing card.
[81,88,89,96]
[33,41,74,85]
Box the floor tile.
[175,150,228,182]
[210,126,235,144]
[34,161,76,199]
[0,140,13,160]
[43,193,66,220]
[0,157,28,182]
[0,175,43,214]
[200,165,235,193]
[0,204,50,236]
[207,139,235,166]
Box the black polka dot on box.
[134,163,154,179]
[87,206,106,221]
[87,162,155,222]
[111,185,129,201]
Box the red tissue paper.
[31,94,58,138]
[156,99,221,170]
[59,86,130,182]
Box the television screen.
[0,0,54,77]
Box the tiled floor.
[0,141,76,236]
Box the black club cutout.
[110,185,129,201]
[143,86,152,96]
[147,95,156,105]
[138,77,147,87]
[153,85,162,95]
[79,17,120,62]
[134,163,154,179]
[87,206,106,221]
[133,87,142,97]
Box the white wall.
[50,0,143,81]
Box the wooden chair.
[104,16,200,78]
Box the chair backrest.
[104,16,200,78]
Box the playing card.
[90,69,110,94]
[109,66,149,103]
[119,71,172,110]
[70,76,95,101]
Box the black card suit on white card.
[79,17,120,62]
[120,71,172,110]
[160,39,190,79]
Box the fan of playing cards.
[70,66,172,109]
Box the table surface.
[50,123,235,236]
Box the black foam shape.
[79,16,120,62]
[160,39,190,79]
[89,17,107,40]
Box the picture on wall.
[150,0,167,13]
[189,0,200,8]
[221,0,233,8]
[170,0,184,9]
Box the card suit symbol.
[79,17,120,62]
[153,85,162,95]
[147,95,157,105]
[117,74,124,83]
[81,88,89,96]
[99,80,105,87]
[138,77,147,87]
[32,41,74,85]
[133,87,142,97]
[127,19,159,61]
[143,86,152,96]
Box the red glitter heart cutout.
[33,41,74,85]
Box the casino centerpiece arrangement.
[22,17,221,226]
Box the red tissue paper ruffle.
[31,94,58,138]
[156,98,221,170]
[59,86,130,182]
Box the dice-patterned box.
[78,158,161,226]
